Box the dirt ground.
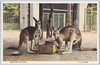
[3,30,97,61]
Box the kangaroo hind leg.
[72,36,82,50]
[30,40,34,51]
[65,41,68,51]
[26,39,35,54]
[77,38,82,51]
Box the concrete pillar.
[40,4,44,39]
[30,3,39,27]
[67,4,71,25]
[79,3,88,31]
[20,3,28,29]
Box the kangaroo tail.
[81,47,97,51]
[78,36,97,51]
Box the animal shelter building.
[19,3,97,38]
[20,3,97,31]
[3,3,97,38]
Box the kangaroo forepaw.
[61,50,72,54]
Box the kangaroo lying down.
[52,25,97,54]
[7,17,42,53]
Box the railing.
[44,13,66,31]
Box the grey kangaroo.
[7,17,42,53]
[52,25,97,54]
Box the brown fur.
[52,25,97,54]
[7,17,42,53]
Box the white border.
[97,1,100,64]
[1,1,99,64]
[0,1,99,3]
[1,1,3,64]
[1,61,98,64]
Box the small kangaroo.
[52,25,97,54]
[7,17,42,53]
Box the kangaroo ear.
[33,17,38,22]
[57,27,60,30]
[52,26,55,31]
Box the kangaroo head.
[33,17,41,28]
[52,26,60,39]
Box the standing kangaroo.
[52,25,97,54]
[7,17,42,53]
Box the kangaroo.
[52,25,97,54]
[7,17,42,53]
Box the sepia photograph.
[1,1,99,64]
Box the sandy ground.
[3,30,97,61]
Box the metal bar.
[44,8,73,12]
[90,7,92,31]
[47,14,49,20]
[58,14,59,27]
[44,13,66,15]
[64,13,65,27]
[44,8,68,12]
